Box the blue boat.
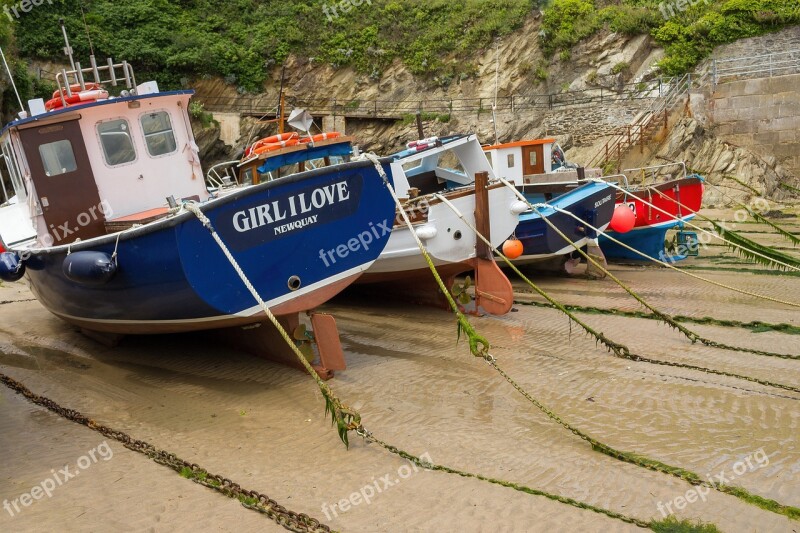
[483,139,615,265]
[0,54,395,340]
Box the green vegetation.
[541,0,800,75]
[650,516,721,533]
[400,112,451,124]
[5,0,537,94]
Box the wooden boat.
[0,46,396,377]
[600,167,705,262]
[483,139,615,268]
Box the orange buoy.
[502,237,524,259]
[609,204,636,233]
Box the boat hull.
[514,181,615,264]
[600,176,704,261]
[359,185,519,282]
[21,160,396,334]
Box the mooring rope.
[183,202,361,447]
[489,177,800,355]
[360,153,489,357]
[594,179,800,273]
[648,183,800,270]
[533,204,800,358]
[428,193,800,519]
[432,193,800,389]
[186,168,657,528]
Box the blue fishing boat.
[0,46,395,361]
[483,139,615,266]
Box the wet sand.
[1,210,798,532]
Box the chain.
[480,356,800,521]
[431,193,800,520]
[0,371,333,532]
[529,201,800,359]
[0,299,37,305]
[352,425,652,529]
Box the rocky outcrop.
[190,117,231,171]
[653,118,799,206]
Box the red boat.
[600,173,705,261]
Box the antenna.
[492,39,500,146]
[0,45,24,113]
[60,18,76,73]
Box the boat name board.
[217,175,364,251]
[594,194,613,209]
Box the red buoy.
[609,205,636,233]
[502,238,524,259]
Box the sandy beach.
[1,211,798,532]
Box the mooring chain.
[0,371,331,532]
[351,425,652,529]
[511,301,800,397]
[431,194,800,519]
[532,201,800,359]
[0,298,37,305]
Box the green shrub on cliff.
[542,0,800,76]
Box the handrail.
[713,50,800,85]
[55,56,136,106]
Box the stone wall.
[709,74,800,177]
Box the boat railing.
[55,55,137,105]
[623,162,687,187]
[205,160,240,190]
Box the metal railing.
[713,50,800,85]
[196,78,672,117]
[54,55,136,106]
[586,74,692,170]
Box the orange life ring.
[247,132,299,156]
[45,86,109,111]
[252,138,300,155]
[299,132,341,143]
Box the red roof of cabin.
[483,138,556,151]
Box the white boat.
[358,134,527,315]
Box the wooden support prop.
[214,312,345,380]
[472,171,513,316]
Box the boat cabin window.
[507,154,515,168]
[38,139,77,176]
[97,118,137,166]
[529,150,537,167]
[140,111,177,157]
[1,138,25,199]
[241,168,254,186]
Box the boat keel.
[215,312,346,380]
[471,257,514,316]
